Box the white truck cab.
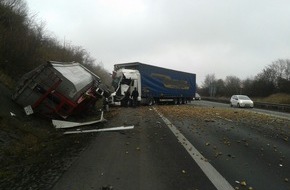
[110,69,141,105]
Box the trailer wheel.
[147,98,155,106]
[182,98,186,104]
[173,98,178,105]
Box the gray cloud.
[27,0,290,85]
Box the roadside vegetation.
[199,60,290,104]
[0,0,112,88]
[254,93,290,105]
[0,0,113,188]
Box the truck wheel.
[182,98,186,104]
[147,98,154,106]
[173,99,178,105]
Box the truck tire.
[173,98,178,105]
[147,98,155,106]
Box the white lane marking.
[153,107,234,190]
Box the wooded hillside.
[0,0,111,88]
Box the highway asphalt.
[52,102,290,190]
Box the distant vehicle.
[230,95,254,108]
[194,93,201,100]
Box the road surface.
[52,103,290,190]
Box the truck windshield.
[112,76,122,90]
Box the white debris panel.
[52,112,106,129]
[63,126,134,135]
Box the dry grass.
[0,117,52,160]
[0,70,15,89]
[254,93,290,104]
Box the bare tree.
[224,76,241,96]
[202,74,217,96]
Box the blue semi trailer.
[110,62,196,105]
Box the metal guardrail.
[202,97,290,113]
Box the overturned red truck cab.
[12,61,110,119]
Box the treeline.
[0,0,111,86]
[200,59,290,97]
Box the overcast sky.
[26,0,290,85]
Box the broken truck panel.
[63,125,135,135]
[52,111,106,129]
[12,61,110,118]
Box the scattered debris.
[52,111,106,129]
[285,178,289,182]
[182,170,186,174]
[204,119,215,122]
[63,125,134,135]
[10,112,16,117]
[24,105,33,115]
[101,185,113,190]
[240,181,247,186]
[224,118,233,122]
[215,152,223,158]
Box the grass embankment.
[0,115,91,186]
[254,93,290,104]
[0,70,15,89]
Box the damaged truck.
[110,62,196,106]
[12,61,110,119]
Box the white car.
[230,95,254,108]
[195,93,201,100]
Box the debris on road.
[52,111,106,129]
[101,185,113,190]
[240,180,247,186]
[10,112,16,116]
[63,125,134,135]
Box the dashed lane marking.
[153,107,234,190]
